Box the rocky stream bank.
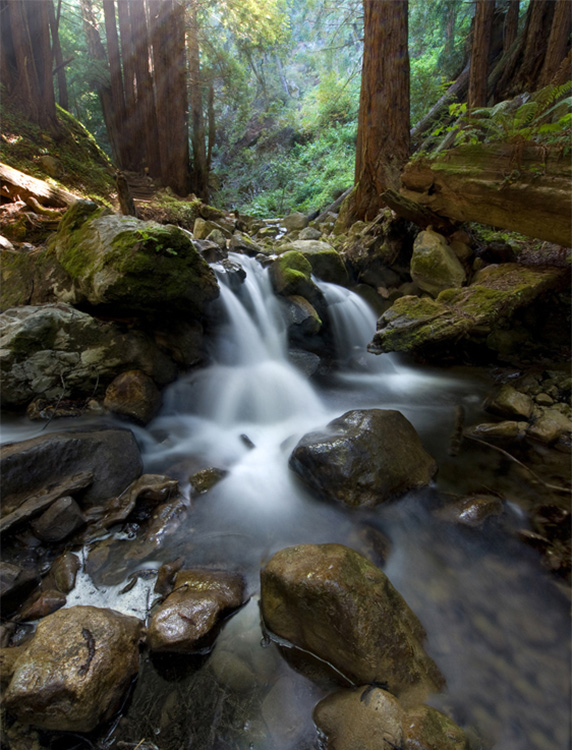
[0,189,570,750]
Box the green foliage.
[135,229,178,257]
[454,83,572,147]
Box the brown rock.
[17,589,67,621]
[30,495,86,542]
[147,570,246,653]
[4,605,141,732]
[104,369,162,425]
[402,704,469,749]
[260,544,444,702]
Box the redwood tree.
[468,0,496,109]
[351,0,410,222]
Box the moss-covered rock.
[269,250,315,298]
[48,201,219,317]
[410,228,466,296]
[370,264,567,357]
[277,240,348,285]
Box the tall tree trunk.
[351,0,410,222]
[80,0,121,163]
[188,0,209,200]
[116,1,140,170]
[207,78,216,172]
[25,1,58,131]
[129,0,160,177]
[468,0,495,108]
[503,0,520,53]
[103,0,128,168]
[538,0,572,87]
[47,0,69,110]
[149,0,190,196]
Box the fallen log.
[400,143,572,247]
[0,162,78,208]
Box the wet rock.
[229,231,263,257]
[0,302,178,408]
[269,250,317,300]
[30,495,86,543]
[289,409,437,507]
[527,409,572,445]
[485,384,533,420]
[0,563,38,599]
[17,589,67,621]
[147,569,246,653]
[42,551,81,593]
[4,605,141,732]
[278,240,348,285]
[189,467,228,495]
[90,474,178,531]
[410,229,466,297]
[154,556,185,596]
[434,495,504,528]
[402,704,469,749]
[313,686,404,750]
[288,349,321,377]
[465,420,526,441]
[280,294,323,339]
[0,429,142,510]
[104,369,162,425]
[282,211,309,232]
[260,544,444,701]
[195,238,226,263]
[0,645,29,688]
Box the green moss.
[278,250,312,277]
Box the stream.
[2,254,570,750]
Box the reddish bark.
[468,0,496,109]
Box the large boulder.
[49,200,219,317]
[103,369,162,425]
[289,409,437,507]
[3,606,141,732]
[313,687,468,750]
[278,240,348,285]
[0,303,178,407]
[146,569,246,653]
[410,229,466,296]
[269,250,316,299]
[0,429,142,510]
[260,544,444,702]
[370,263,568,357]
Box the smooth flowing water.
[4,254,571,750]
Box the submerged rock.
[434,494,504,528]
[4,605,141,732]
[260,543,444,702]
[289,409,437,507]
[147,569,246,653]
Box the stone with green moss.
[277,240,348,285]
[370,264,566,356]
[269,250,316,299]
[410,228,466,296]
[49,201,219,317]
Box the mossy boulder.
[50,201,219,317]
[269,250,316,299]
[370,264,568,357]
[278,240,348,285]
[260,544,444,702]
[410,228,466,297]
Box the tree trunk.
[207,79,216,172]
[400,144,572,247]
[538,0,572,87]
[503,0,520,53]
[116,0,140,169]
[188,0,209,200]
[468,1,495,109]
[149,0,190,196]
[47,0,69,110]
[103,0,128,168]
[129,0,160,177]
[351,0,410,222]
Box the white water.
[3,253,569,750]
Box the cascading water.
[4,253,570,750]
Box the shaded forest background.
[1,0,570,221]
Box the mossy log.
[400,144,572,247]
[0,162,78,208]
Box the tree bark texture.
[149,0,190,196]
[188,0,209,200]
[503,0,520,53]
[116,0,140,169]
[47,0,69,110]
[400,144,572,247]
[538,0,572,87]
[352,0,410,222]
[468,0,495,109]
[103,0,128,168]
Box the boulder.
[289,409,437,507]
[103,369,162,425]
[49,201,219,317]
[260,544,444,701]
[278,240,348,285]
[299,227,322,240]
[4,606,141,732]
[0,303,177,408]
[282,211,309,232]
[146,569,246,653]
[410,229,466,296]
[280,295,323,338]
[527,408,572,445]
[30,495,86,543]
[269,250,316,299]
[485,384,534,420]
[0,429,142,510]
[370,264,568,357]
[229,231,264,257]
[313,686,404,750]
